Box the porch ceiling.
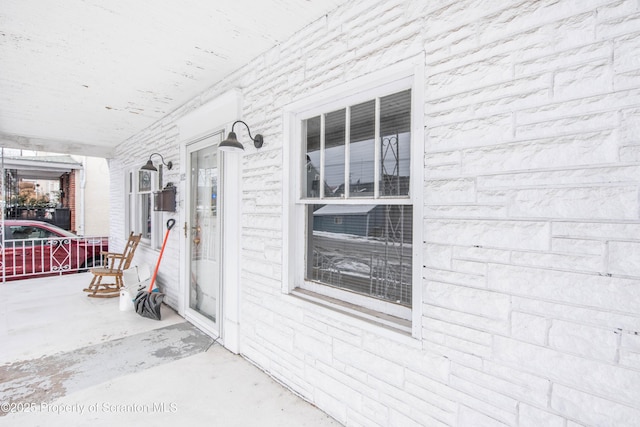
[0,0,349,158]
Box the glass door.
[186,134,222,336]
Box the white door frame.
[175,89,243,353]
[184,135,223,339]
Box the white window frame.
[138,169,153,244]
[126,171,134,236]
[125,167,162,248]
[283,58,424,338]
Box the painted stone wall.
[76,156,111,237]
[112,1,640,426]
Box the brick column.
[69,171,76,233]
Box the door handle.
[183,222,201,237]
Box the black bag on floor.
[134,290,165,320]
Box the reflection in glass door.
[188,138,220,330]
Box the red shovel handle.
[148,219,175,292]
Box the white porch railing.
[1,236,108,281]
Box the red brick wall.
[59,172,77,233]
[69,171,76,233]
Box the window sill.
[290,288,413,337]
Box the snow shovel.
[134,219,175,320]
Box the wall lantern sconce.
[141,153,173,172]
[219,120,264,153]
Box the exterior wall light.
[141,153,173,171]
[219,120,264,153]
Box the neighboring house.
[106,1,640,426]
[3,151,109,236]
[313,204,378,236]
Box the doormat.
[0,322,214,415]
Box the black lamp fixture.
[141,153,173,172]
[219,120,264,153]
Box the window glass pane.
[306,204,413,306]
[325,109,346,198]
[128,194,134,234]
[140,193,151,239]
[303,116,321,198]
[128,172,134,234]
[9,226,30,240]
[349,100,375,198]
[380,90,411,197]
[139,170,152,192]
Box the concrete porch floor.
[0,273,339,427]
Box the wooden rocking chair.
[84,232,142,298]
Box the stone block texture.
[112,1,640,426]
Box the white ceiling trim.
[176,88,242,143]
[0,132,114,158]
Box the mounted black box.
[154,183,176,212]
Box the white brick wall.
[111,0,640,425]
[111,120,182,307]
